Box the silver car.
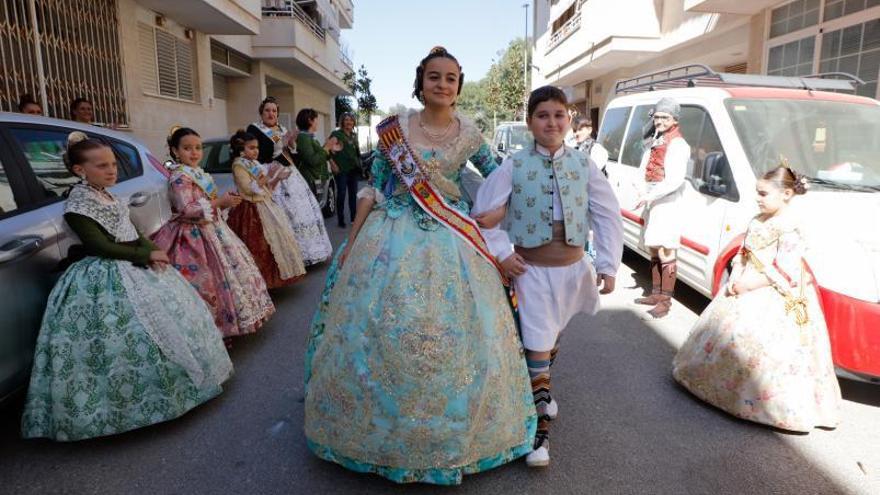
[0,113,172,404]
[200,137,337,218]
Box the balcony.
[337,0,354,29]
[684,0,779,15]
[136,0,261,34]
[262,0,325,40]
[254,1,352,94]
[546,11,582,54]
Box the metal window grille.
[0,0,127,125]
[138,23,197,101]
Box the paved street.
[1,222,878,495]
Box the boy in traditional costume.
[473,86,623,467]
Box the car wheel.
[322,177,336,218]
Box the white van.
[596,65,880,382]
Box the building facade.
[531,0,879,125]
[0,0,354,155]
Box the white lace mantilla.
[64,184,139,242]
[253,121,289,158]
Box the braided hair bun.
[62,131,106,174]
[762,165,808,195]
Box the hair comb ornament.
[167,124,183,140]
[67,131,89,147]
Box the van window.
[619,105,653,167]
[0,158,18,216]
[678,106,724,181]
[9,128,137,202]
[597,107,631,162]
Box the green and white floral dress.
[21,183,233,441]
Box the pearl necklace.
[418,111,455,144]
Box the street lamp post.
[522,1,529,121]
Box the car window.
[201,142,232,174]
[0,157,19,216]
[110,141,143,177]
[619,105,654,167]
[9,127,137,202]
[597,107,632,163]
[678,106,724,181]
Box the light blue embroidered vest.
[504,145,591,248]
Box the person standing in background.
[328,113,362,227]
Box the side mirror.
[497,142,505,152]
[700,151,730,197]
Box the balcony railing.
[262,0,325,41]
[546,11,582,53]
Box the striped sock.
[549,341,561,368]
[527,357,552,450]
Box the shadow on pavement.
[0,227,867,494]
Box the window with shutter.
[213,73,228,100]
[138,23,159,95]
[176,38,195,101]
[148,27,197,101]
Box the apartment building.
[531,0,879,125]
[0,0,354,154]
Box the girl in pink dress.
[152,127,275,338]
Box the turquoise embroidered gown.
[304,111,536,485]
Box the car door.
[672,104,739,294]
[2,124,156,266]
[0,136,63,402]
[598,105,642,248]
[106,139,168,236]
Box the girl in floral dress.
[226,130,306,289]
[22,132,232,441]
[673,166,842,432]
[152,127,274,338]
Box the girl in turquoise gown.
[304,48,536,485]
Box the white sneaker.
[526,446,550,467]
[545,398,558,420]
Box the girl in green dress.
[21,132,233,441]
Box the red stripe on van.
[723,87,878,106]
[620,209,710,255]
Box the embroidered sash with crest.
[376,115,510,286]
[179,165,218,199]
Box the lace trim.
[117,262,229,387]
[197,198,215,222]
[357,185,385,204]
[64,184,139,242]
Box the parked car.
[0,113,172,404]
[597,65,880,383]
[492,121,532,162]
[200,137,337,218]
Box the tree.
[485,38,530,123]
[387,103,408,116]
[355,65,378,150]
[334,70,356,123]
[457,80,491,133]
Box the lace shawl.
[64,184,139,242]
